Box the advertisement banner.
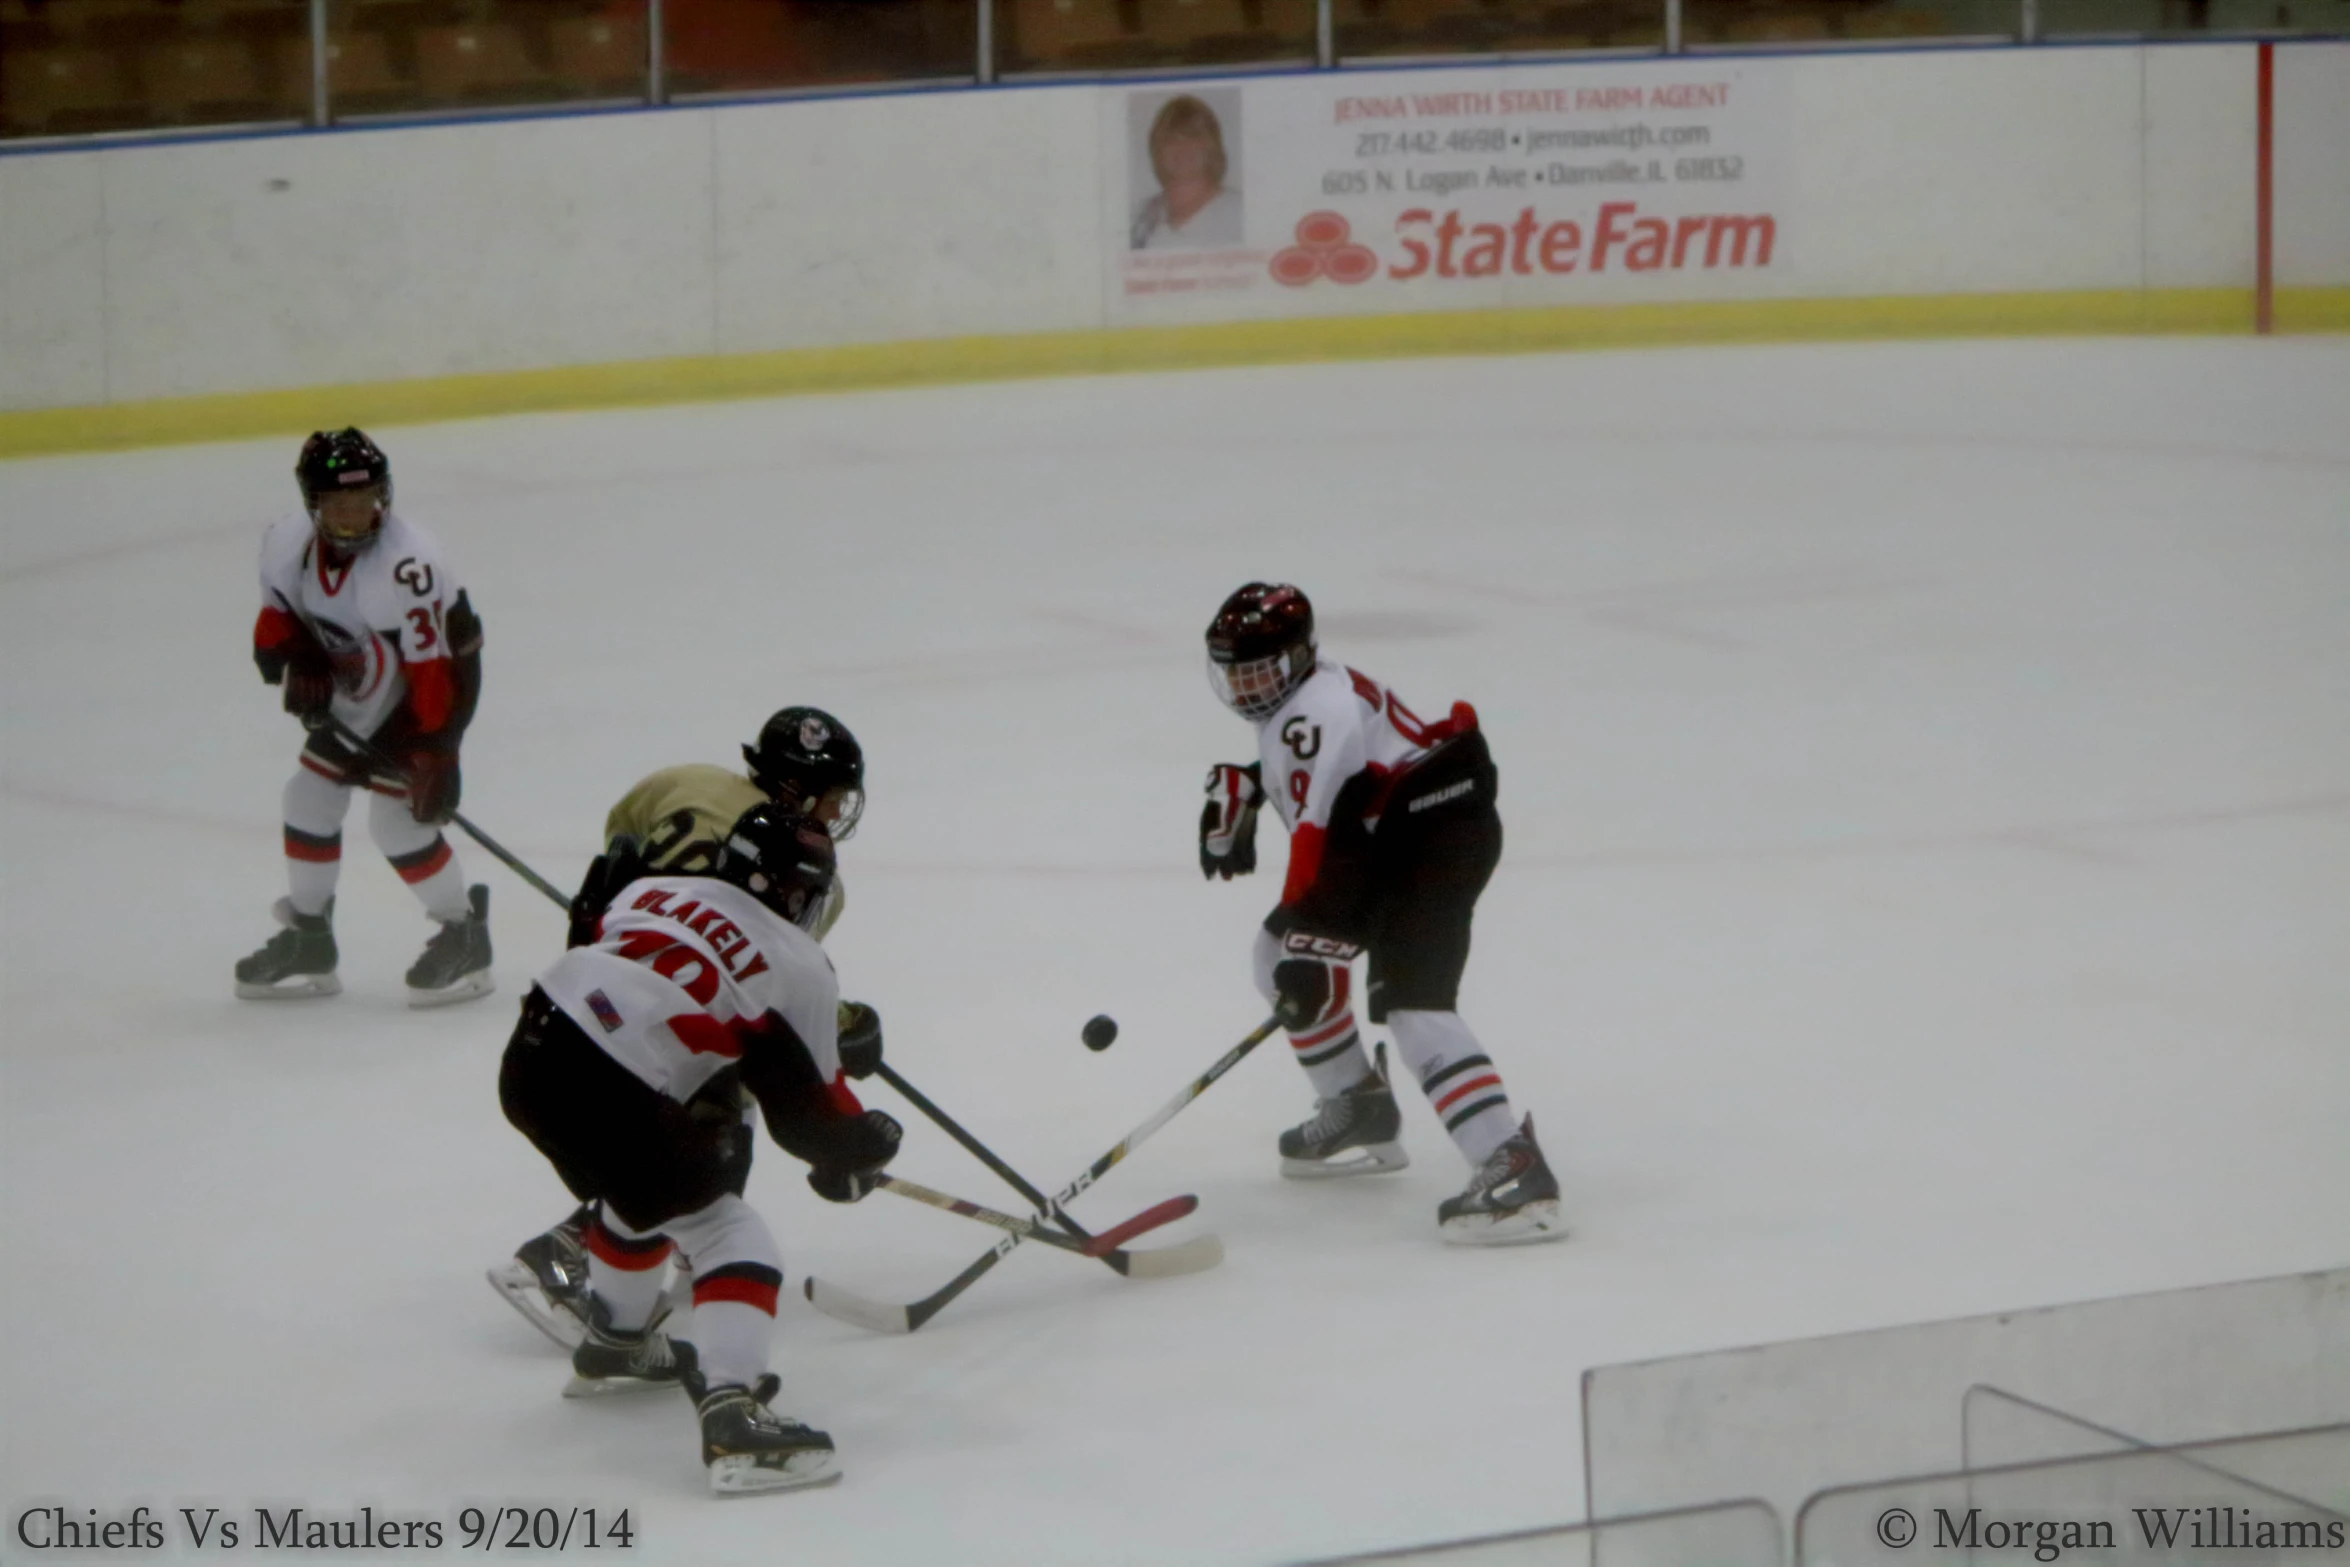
[1106,61,1789,323]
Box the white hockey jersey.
[254,511,465,739]
[536,875,842,1105]
[1254,659,1470,904]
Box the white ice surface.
[4,339,2348,1565]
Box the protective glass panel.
[666,0,975,98]
[999,0,1314,75]
[4,0,309,141]
[1583,1269,2350,1527]
[1680,0,2019,43]
[1295,1499,1785,1567]
[2037,0,2350,31]
[1795,1425,2350,1567]
[1964,1385,2156,1470]
[322,0,650,120]
[1330,0,1667,59]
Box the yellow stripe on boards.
[1,287,2338,460]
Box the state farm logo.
[1269,212,1379,287]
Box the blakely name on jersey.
[613,886,772,992]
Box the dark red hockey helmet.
[1205,583,1316,720]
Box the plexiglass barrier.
[8,0,2349,141]
[1794,1424,2349,1567]
[1293,1498,1785,1567]
[1584,1269,2350,1529]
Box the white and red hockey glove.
[1199,762,1264,880]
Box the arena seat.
[414,20,550,103]
[3,46,142,135]
[549,12,647,95]
[141,35,274,121]
[1010,0,1162,70]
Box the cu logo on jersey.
[1280,717,1322,760]
[393,556,434,597]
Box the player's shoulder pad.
[258,513,313,582]
[1273,660,1363,738]
[373,512,456,599]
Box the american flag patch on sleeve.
[586,990,624,1034]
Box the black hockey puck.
[1082,1015,1119,1052]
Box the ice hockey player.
[499,800,902,1495]
[489,708,875,1347]
[1198,582,1563,1245]
[235,429,493,1006]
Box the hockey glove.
[837,1000,883,1080]
[566,838,647,948]
[1267,928,1364,1031]
[283,654,335,723]
[1199,762,1263,880]
[806,1109,902,1204]
[407,746,461,825]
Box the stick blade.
[1110,1231,1225,1279]
[803,1275,914,1335]
[1079,1194,1199,1257]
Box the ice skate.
[562,1295,684,1398]
[234,898,341,999]
[694,1372,841,1496]
[406,883,494,1007]
[487,1207,593,1349]
[1279,1043,1409,1179]
[1438,1114,1565,1247]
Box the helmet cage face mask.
[1206,644,1310,720]
[310,485,387,552]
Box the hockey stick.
[875,1175,1196,1259]
[315,715,569,910]
[875,1061,1195,1278]
[805,1016,1278,1334]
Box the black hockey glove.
[837,1000,883,1080]
[1267,927,1363,1031]
[1199,762,1263,880]
[1270,959,1332,1031]
[406,744,461,825]
[283,656,334,723]
[806,1109,902,1204]
[567,838,647,948]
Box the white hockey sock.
[280,768,352,916]
[665,1194,784,1391]
[1288,1011,1372,1099]
[368,792,470,921]
[1388,1010,1518,1166]
[582,1206,673,1332]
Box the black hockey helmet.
[296,428,391,554]
[1205,583,1316,720]
[712,802,838,933]
[743,707,865,841]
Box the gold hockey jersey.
[605,763,845,938]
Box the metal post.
[1317,0,1334,66]
[309,0,329,125]
[648,0,665,102]
[1665,0,1683,53]
[2020,0,2039,40]
[978,0,996,83]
